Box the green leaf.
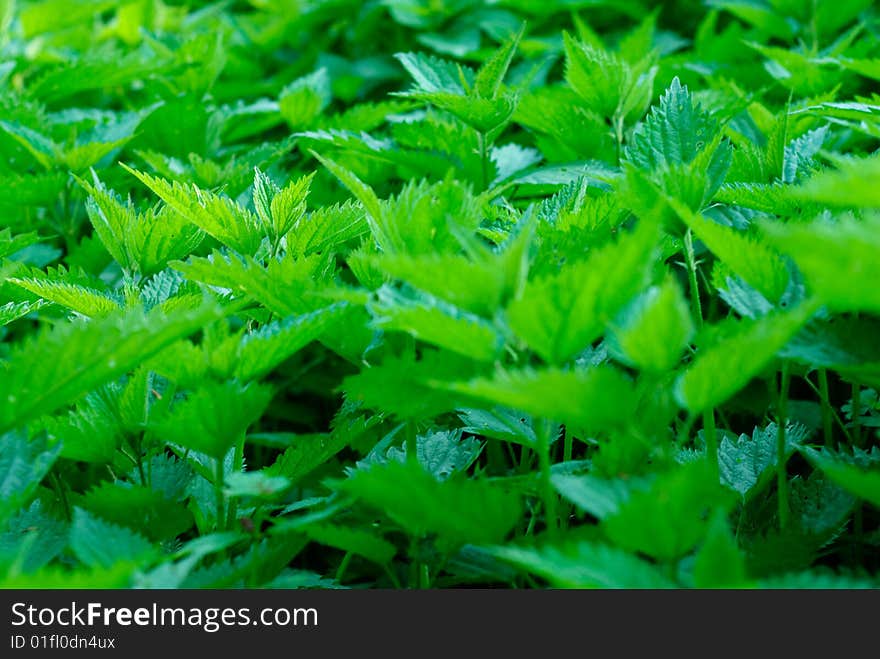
[437,366,637,434]
[234,304,345,381]
[369,286,503,362]
[762,214,880,313]
[303,524,396,565]
[0,431,61,527]
[674,301,818,413]
[693,510,749,588]
[80,482,193,542]
[606,276,694,371]
[0,300,46,327]
[151,381,273,460]
[333,459,521,547]
[603,461,736,560]
[224,472,291,500]
[673,201,789,303]
[123,164,263,255]
[551,473,651,520]
[385,429,482,480]
[719,423,809,501]
[69,508,156,569]
[474,26,523,99]
[793,154,880,208]
[0,501,68,573]
[507,218,658,364]
[0,302,222,433]
[487,538,675,588]
[803,447,880,508]
[9,278,120,317]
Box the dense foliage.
[1,0,879,589]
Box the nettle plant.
[0,0,879,589]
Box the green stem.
[536,420,558,539]
[478,131,491,191]
[851,382,863,448]
[335,551,353,584]
[777,362,791,531]
[684,229,703,328]
[818,368,834,449]
[215,457,226,532]
[613,113,626,165]
[228,434,246,529]
[50,472,71,521]
[406,422,418,464]
[563,426,573,463]
[703,408,718,482]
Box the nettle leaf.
[673,200,789,303]
[606,276,694,372]
[626,77,720,170]
[0,302,222,433]
[0,300,47,327]
[458,407,536,447]
[385,429,483,480]
[792,154,880,208]
[803,447,880,508]
[43,394,120,464]
[436,366,638,434]
[77,173,203,276]
[551,473,652,520]
[288,200,369,258]
[69,508,156,569]
[9,278,120,317]
[234,304,345,381]
[395,33,521,135]
[369,286,504,362]
[762,214,880,314]
[602,461,736,560]
[264,433,350,487]
[175,250,332,315]
[693,510,748,588]
[563,32,656,122]
[123,165,263,255]
[224,472,291,500]
[253,168,314,244]
[80,482,193,542]
[719,422,809,501]
[675,300,819,413]
[333,459,521,546]
[279,68,332,129]
[0,431,61,526]
[151,381,273,460]
[303,523,396,566]
[507,217,659,364]
[488,538,675,589]
[343,350,483,421]
[0,228,42,260]
[0,501,68,573]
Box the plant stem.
[478,131,491,191]
[703,408,718,482]
[215,457,226,532]
[777,362,791,531]
[684,229,703,328]
[335,551,353,584]
[818,368,834,448]
[613,113,626,165]
[851,382,863,448]
[406,422,418,464]
[563,425,573,463]
[228,433,246,529]
[536,420,558,539]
